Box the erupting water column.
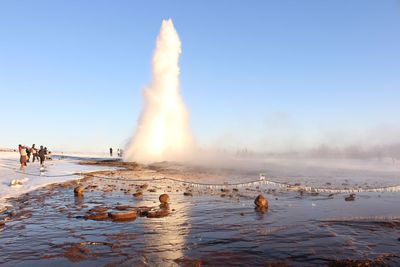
[124,19,195,163]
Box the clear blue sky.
[1,0,399,152]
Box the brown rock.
[84,212,109,221]
[88,206,108,213]
[147,209,169,218]
[159,194,170,204]
[345,194,356,201]
[254,194,268,208]
[137,206,152,217]
[183,192,193,197]
[133,191,143,198]
[0,220,5,227]
[255,206,268,213]
[115,205,134,211]
[109,210,138,221]
[159,203,170,210]
[74,186,84,196]
[139,184,148,190]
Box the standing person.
[31,144,39,162]
[19,145,27,169]
[26,146,31,162]
[38,146,46,167]
[109,147,113,157]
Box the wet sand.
[1,160,400,266]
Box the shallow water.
[0,171,399,266]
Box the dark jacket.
[39,149,45,158]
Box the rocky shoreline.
[1,159,399,266]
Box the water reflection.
[140,182,191,264]
[74,195,84,206]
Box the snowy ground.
[0,151,116,211]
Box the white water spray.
[124,19,195,163]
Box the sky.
[1,0,400,153]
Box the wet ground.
[0,160,400,266]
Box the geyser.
[124,19,195,163]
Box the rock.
[159,203,169,210]
[115,205,134,211]
[137,206,152,217]
[147,209,169,218]
[255,206,268,213]
[183,192,193,197]
[84,212,108,221]
[233,188,239,192]
[89,206,108,213]
[254,194,268,208]
[345,194,356,201]
[133,191,143,198]
[159,194,170,204]
[74,186,84,196]
[140,184,148,190]
[0,220,5,227]
[221,188,230,193]
[148,189,157,193]
[109,210,138,221]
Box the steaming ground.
[152,152,400,190]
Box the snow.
[0,151,115,210]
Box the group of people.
[18,144,49,169]
[109,147,124,157]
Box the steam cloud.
[124,19,195,163]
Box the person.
[19,145,27,169]
[38,145,46,167]
[26,146,31,162]
[31,144,39,162]
[109,147,113,157]
[117,149,120,157]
